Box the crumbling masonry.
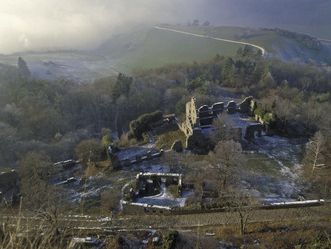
[179,96,264,149]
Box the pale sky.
[0,0,329,54]
[0,0,202,54]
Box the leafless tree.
[226,193,256,236]
[208,140,244,190]
[304,131,326,175]
[303,131,331,197]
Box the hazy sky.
[0,0,204,54]
[0,0,330,54]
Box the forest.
[0,49,330,191]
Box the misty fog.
[0,0,330,54]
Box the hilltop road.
[154,26,266,56]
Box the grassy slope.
[0,27,245,77]
[171,25,331,64]
[1,24,329,80]
[283,24,331,41]
[114,28,244,72]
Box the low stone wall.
[122,201,172,215]
[53,160,80,170]
[120,149,164,167]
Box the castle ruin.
[179,96,264,150]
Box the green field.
[1,24,330,81]
[169,25,331,65]
[115,29,244,72]
[245,153,283,178]
[113,25,331,73]
[102,28,245,72]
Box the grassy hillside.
[170,25,331,65]
[100,25,331,73]
[1,25,330,82]
[0,27,245,79]
[111,28,244,72]
[284,24,331,41]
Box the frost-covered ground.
[224,113,306,202]
[137,162,170,173]
[116,146,156,161]
[116,142,171,173]
[134,183,192,208]
[242,135,307,203]
[255,135,305,165]
[53,172,112,203]
[52,142,172,206]
[0,51,118,83]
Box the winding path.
[154,26,266,56]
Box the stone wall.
[180,96,264,153]
[180,97,198,137]
[122,201,172,215]
[136,172,182,197]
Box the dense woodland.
[0,50,330,194]
[1,47,331,249]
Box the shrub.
[129,111,163,140]
[163,230,179,249]
[75,139,103,165]
[156,129,186,150]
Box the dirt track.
[154,26,266,56]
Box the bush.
[129,111,163,140]
[163,230,179,249]
[75,139,103,165]
[117,132,137,148]
[156,129,186,150]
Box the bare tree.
[209,140,244,190]
[303,131,331,197]
[304,131,326,175]
[226,193,256,236]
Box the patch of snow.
[116,147,151,161]
[134,183,192,208]
[139,163,170,173]
[241,135,307,202]
[98,217,112,222]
